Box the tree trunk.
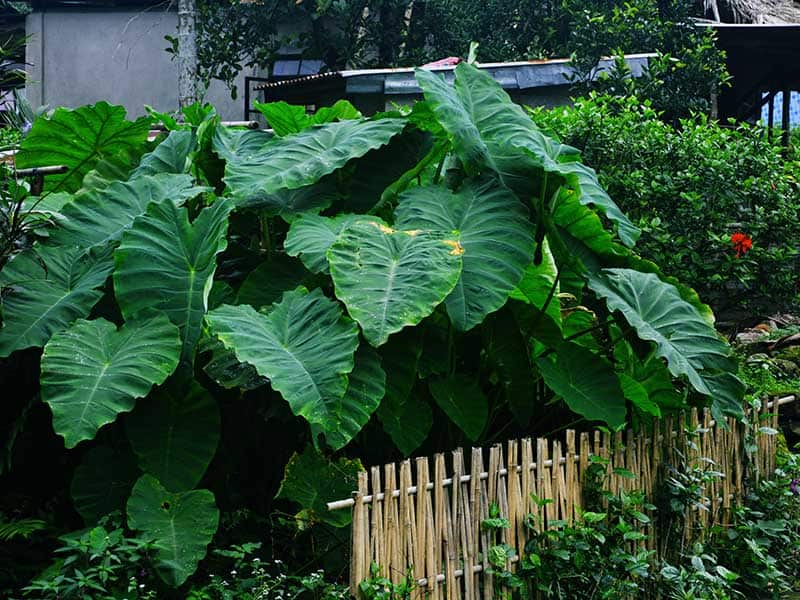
[178,0,198,108]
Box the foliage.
[189,0,725,119]
[22,513,161,600]
[0,67,743,594]
[358,563,415,600]
[186,543,349,600]
[529,94,800,320]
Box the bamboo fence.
[329,396,796,599]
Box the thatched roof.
[713,0,800,23]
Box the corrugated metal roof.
[254,54,654,97]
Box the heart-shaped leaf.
[15,102,150,193]
[328,220,463,346]
[588,268,739,413]
[224,118,406,202]
[0,245,114,357]
[126,382,220,492]
[284,213,362,274]
[206,288,361,448]
[429,375,489,441]
[536,342,627,427]
[126,474,219,587]
[114,200,231,364]
[41,312,181,448]
[395,178,534,331]
[276,445,363,528]
[49,174,205,251]
[70,444,140,525]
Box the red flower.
[731,232,753,258]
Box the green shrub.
[530,94,800,321]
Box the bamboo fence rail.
[330,396,796,599]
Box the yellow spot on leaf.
[443,239,464,256]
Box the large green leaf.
[0,245,114,357]
[41,313,181,448]
[126,383,220,492]
[284,214,362,274]
[126,475,219,587]
[131,130,196,177]
[254,101,310,136]
[114,200,231,364]
[211,126,273,163]
[395,178,534,331]
[315,345,385,451]
[328,220,463,346]
[416,64,638,246]
[236,255,315,309]
[15,102,150,193]
[429,375,488,441]
[224,118,406,202]
[587,268,738,403]
[536,342,627,427]
[233,178,339,218]
[376,329,432,455]
[71,444,140,525]
[276,445,363,528]
[49,174,205,250]
[205,288,361,448]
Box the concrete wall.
[25,9,255,119]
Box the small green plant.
[22,513,159,600]
[358,563,415,600]
[188,543,349,600]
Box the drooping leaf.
[205,289,361,448]
[536,342,627,426]
[126,475,219,587]
[587,268,737,402]
[131,130,196,177]
[114,200,231,364]
[314,345,385,451]
[0,245,114,357]
[376,329,432,455]
[224,118,407,202]
[49,174,205,250]
[233,177,338,218]
[15,102,150,193]
[618,373,661,417]
[328,220,463,346]
[416,64,638,246]
[199,335,267,391]
[395,178,534,331]
[561,309,600,351]
[482,309,537,426]
[703,371,746,421]
[126,382,220,492]
[211,126,272,163]
[284,214,362,274]
[41,312,181,448]
[70,444,140,525]
[276,445,363,528]
[254,101,310,136]
[429,375,488,441]
[552,190,617,259]
[236,255,315,309]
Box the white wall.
[25,9,256,119]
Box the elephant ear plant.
[0,64,743,587]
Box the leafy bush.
[1,64,743,592]
[529,94,800,321]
